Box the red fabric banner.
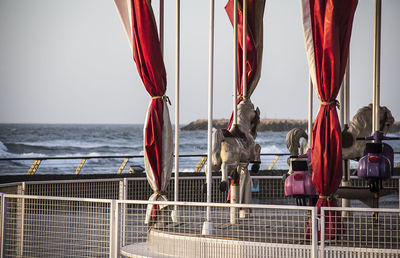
[306,0,358,239]
[225,0,265,130]
[131,0,166,191]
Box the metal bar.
[233,0,238,125]
[18,183,25,257]
[204,0,215,235]
[117,158,129,174]
[373,0,382,134]
[267,155,280,170]
[109,200,119,258]
[27,160,42,175]
[342,58,351,212]
[175,0,180,205]
[320,208,325,258]
[159,0,164,57]
[0,152,297,161]
[242,0,247,99]
[194,156,207,173]
[308,76,313,147]
[0,195,6,258]
[75,158,87,175]
[311,207,318,258]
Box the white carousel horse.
[286,128,309,157]
[211,98,261,195]
[286,104,394,161]
[342,104,394,160]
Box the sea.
[0,124,290,175]
[0,124,399,175]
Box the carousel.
[113,0,399,257]
[0,0,399,257]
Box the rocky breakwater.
[182,119,308,132]
[182,119,400,132]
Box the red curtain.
[131,0,166,190]
[128,0,174,224]
[225,0,265,130]
[303,0,358,239]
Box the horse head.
[237,99,260,139]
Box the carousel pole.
[230,0,239,225]
[233,0,238,125]
[308,76,313,147]
[159,0,164,56]
[202,0,214,235]
[373,0,382,135]
[342,57,351,214]
[242,0,247,99]
[172,0,180,223]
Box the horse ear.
[256,107,260,116]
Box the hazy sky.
[0,0,399,124]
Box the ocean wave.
[261,145,287,154]
[14,140,139,150]
[0,140,8,153]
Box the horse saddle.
[222,126,249,149]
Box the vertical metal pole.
[339,86,345,128]
[174,0,180,207]
[159,0,164,56]
[311,207,319,258]
[373,0,382,134]
[308,76,313,147]
[1,195,6,258]
[202,0,215,236]
[320,208,325,258]
[342,58,351,213]
[242,0,247,99]
[233,0,238,125]
[18,183,25,256]
[110,200,120,258]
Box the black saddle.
[222,125,246,140]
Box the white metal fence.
[2,176,398,208]
[0,193,399,258]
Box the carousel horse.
[211,98,261,193]
[342,104,394,160]
[286,128,308,157]
[286,104,394,161]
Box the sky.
[0,0,399,124]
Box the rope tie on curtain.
[152,95,171,105]
[155,190,167,197]
[319,195,333,201]
[238,94,244,100]
[321,100,340,110]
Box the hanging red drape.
[225,0,265,199]
[225,0,265,130]
[114,0,173,224]
[301,0,358,239]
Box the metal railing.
[1,194,399,258]
[1,152,399,175]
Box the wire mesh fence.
[119,201,315,258]
[320,207,400,257]
[1,194,400,258]
[1,195,111,258]
[25,179,121,199]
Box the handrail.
[0,152,292,161]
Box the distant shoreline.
[182,119,400,132]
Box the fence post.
[1,195,7,258]
[119,179,127,246]
[320,207,325,258]
[109,200,120,258]
[17,183,25,257]
[311,207,319,258]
